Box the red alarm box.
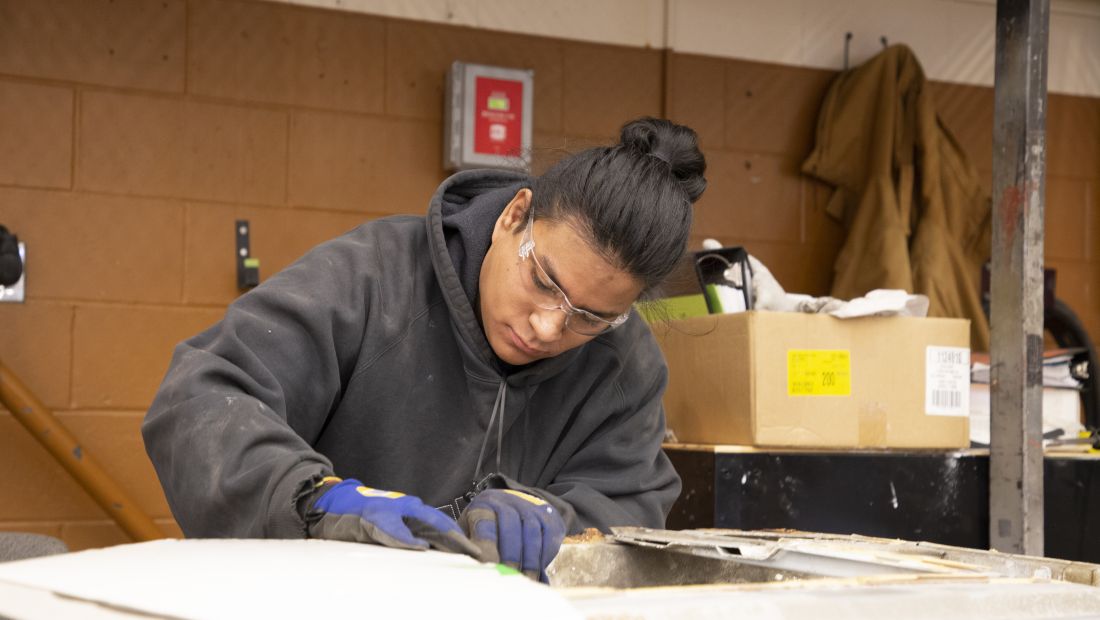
[444,61,534,171]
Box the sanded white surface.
[0,581,139,620]
[564,579,1100,619]
[0,539,581,620]
[273,0,1100,96]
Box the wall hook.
[844,32,853,70]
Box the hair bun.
[619,117,707,202]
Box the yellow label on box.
[787,349,851,396]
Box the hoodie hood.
[425,169,583,386]
[439,170,528,309]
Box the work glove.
[459,488,566,583]
[306,477,481,559]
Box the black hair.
[530,117,706,296]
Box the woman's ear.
[492,188,533,240]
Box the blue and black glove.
[459,488,566,582]
[306,477,481,559]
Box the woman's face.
[479,189,644,366]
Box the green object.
[703,284,723,314]
[495,564,521,576]
[243,257,260,269]
[636,294,710,323]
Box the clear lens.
[520,214,624,336]
[528,261,564,308]
[527,251,611,335]
[565,312,613,336]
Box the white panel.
[648,0,668,49]
[1049,12,1100,97]
[798,0,920,70]
[944,0,1100,19]
[920,0,996,88]
[269,0,1099,97]
[280,0,660,47]
[471,0,664,47]
[669,0,803,65]
[799,0,994,87]
[281,0,476,26]
[1051,0,1100,19]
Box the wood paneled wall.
[0,0,1096,549]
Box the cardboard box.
[652,311,970,449]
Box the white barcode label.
[926,346,970,417]
[930,389,963,409]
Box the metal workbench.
[664,444,1100,562]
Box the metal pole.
[0,360,165,542]
[990,0,1049,556]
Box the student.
[143,117,707,582]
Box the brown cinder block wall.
[0,0,1097,550]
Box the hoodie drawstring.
[473,378,507,483]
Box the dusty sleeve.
[141,227,377,539]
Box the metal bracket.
[236,220,259,291]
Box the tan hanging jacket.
[802,44,991,351]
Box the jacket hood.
[425,169,582,386]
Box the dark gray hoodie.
[142,169,681,538]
